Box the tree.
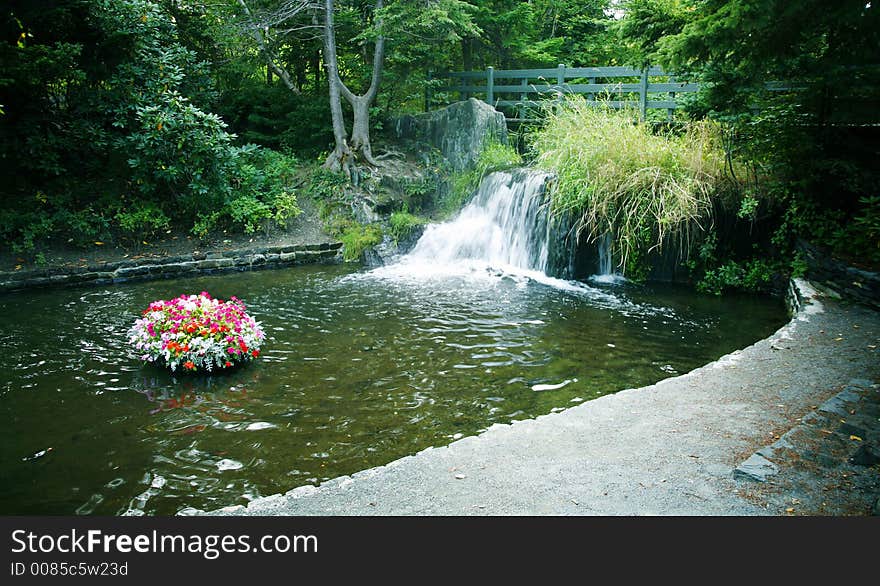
[236,0,477,176]
[321,0,385,173]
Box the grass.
[387,211,426,243]
[530,97,728,277]
[339,222,383,262]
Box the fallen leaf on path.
[850,435,863,442]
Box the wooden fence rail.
[429,64,697,122]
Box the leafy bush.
[307,167,349,202]
[115,204,170,244]
[185,146,302,238]
[696,258,775,296]
[226,196,272,234]
[531,98,728,278]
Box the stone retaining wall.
[0,242,343,293]
[797,239,880,310]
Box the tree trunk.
[323,0,385,170]
[349,95,375,163]
[322,0,353,175]
[461,37,472,71]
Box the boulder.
[394,98,508,172]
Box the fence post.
[486,66,495,105]
[667,73,675,121]
[556,63,565,103]
[639,67,649,121]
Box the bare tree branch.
[237,0,311,94]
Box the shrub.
[115,204,170,244]
[531,98,728,278]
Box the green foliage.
[615,0,690,67]
[0,0,246,252]
[531,98,727,278]
[790,251,808,280]
[388,211,426,243]
[339,222,383,262]
[191,146,303,238]
[617,0,880,271]
[218,84,334,154]
[848,195,880,265]
[115,204,170,244]
[307,167,349,202]
[696,258,775,295]
[226,196,271,234]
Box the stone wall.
[797,239,880,309]
[0,242,342,293]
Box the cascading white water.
[405,170,552,273]
[363,168,623,301]
[590,231,627,284]
[597,232,613,276]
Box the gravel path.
[190,280,880,516]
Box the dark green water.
[0,264,786,515]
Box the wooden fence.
[429,64,699,122]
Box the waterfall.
[361,168,623,300]
[597,232,613,276]
[590,231,626,284]
[404,169,554,274]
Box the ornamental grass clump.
[128,292,265,373]
[531,97,728,277]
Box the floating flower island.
[128,292,265,373]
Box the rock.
[733,453,779,482]
[394,98,508,172]
[364,227,426,268]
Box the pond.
[0,263,786,515]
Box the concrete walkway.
[190,280,880,516]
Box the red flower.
[224,361,232,368]
[251,349,260,357]
[183,361,195,370]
